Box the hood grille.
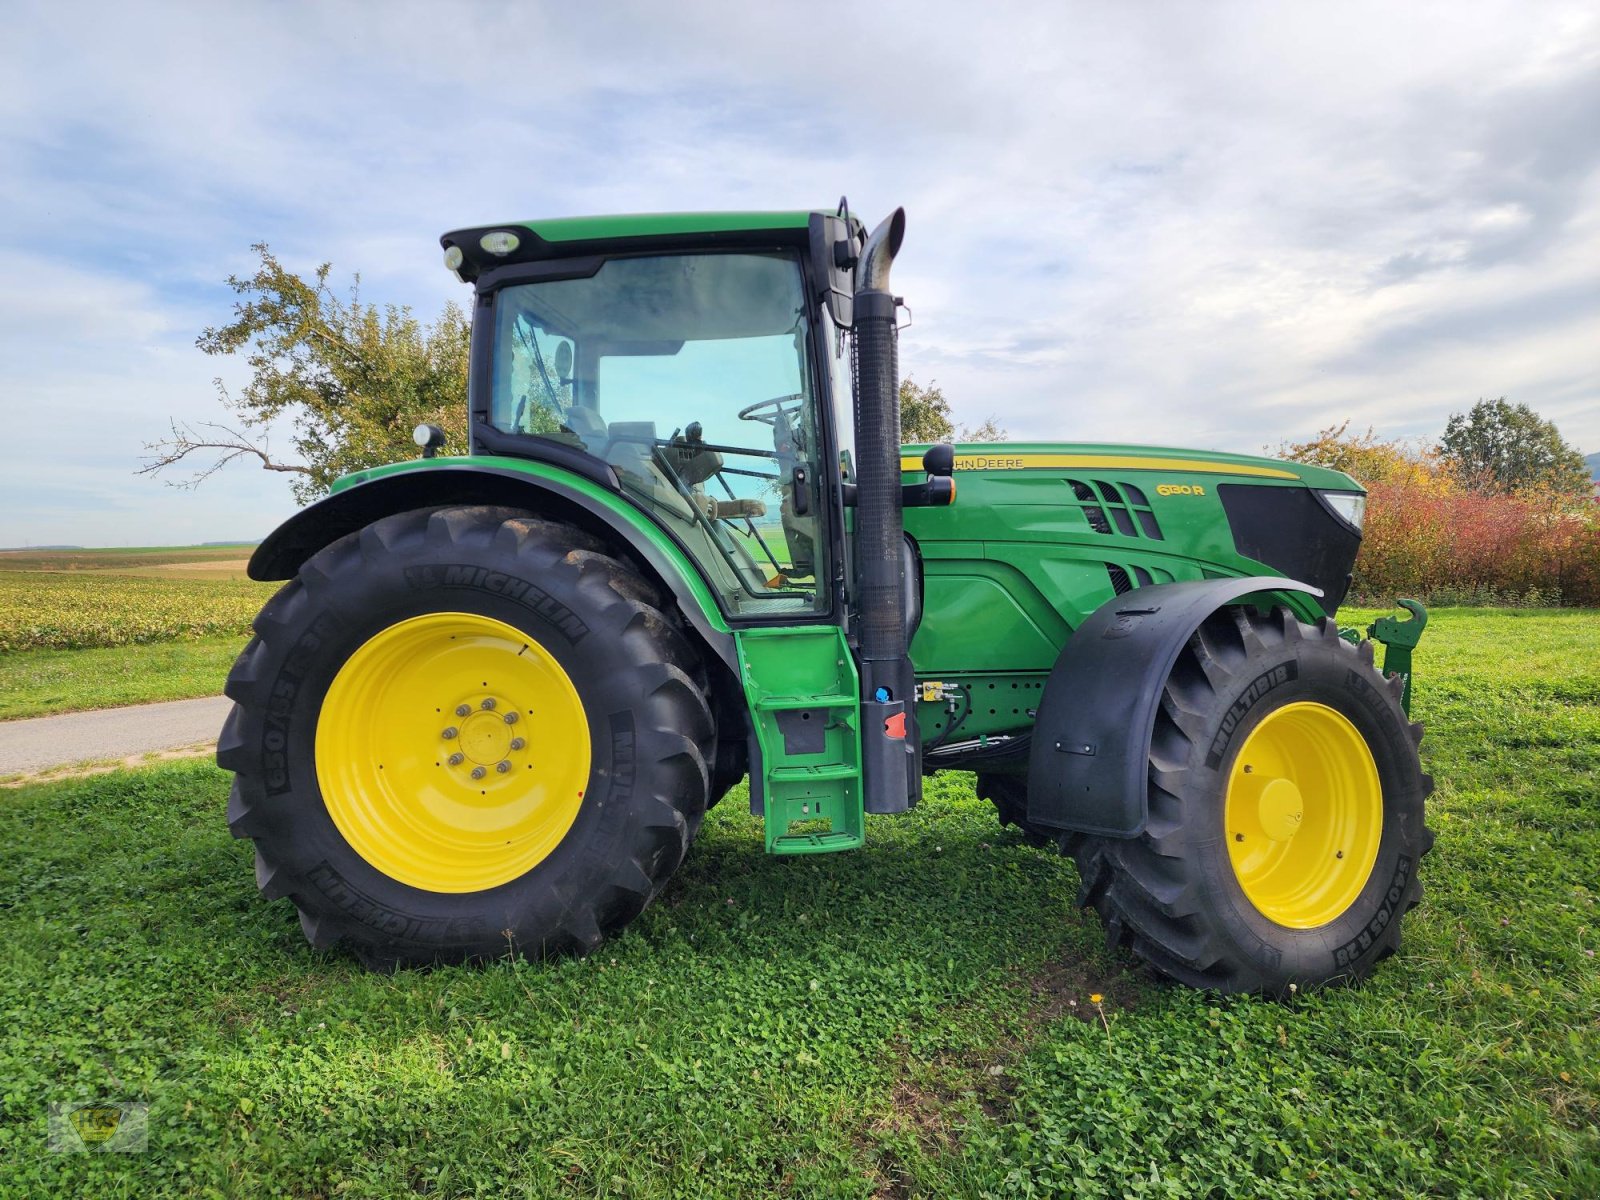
[1069,479,1163,540]
[1105,562,1156,595]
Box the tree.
[1438,398,1590,498]
[141,245,470,503]
[898,377,1006,444]
[1274,421,1448,491]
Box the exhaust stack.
[851,208,920,813]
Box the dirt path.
[0,695,231,780]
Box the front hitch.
[1367,599,1427,716]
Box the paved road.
[0,695,232,776]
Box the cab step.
[736,626,867,856]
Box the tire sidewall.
[1184,634,1427,983]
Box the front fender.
[1025,576,1322,838]
[248,458,735,668]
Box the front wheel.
[219,506,715,968]
[1074,605,1434,994]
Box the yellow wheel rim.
[315,612,591,893]
[1223,701,1382,928]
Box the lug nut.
[509,737,526,751]
[447,752,464,766]
[441,726,458,740]
[503,711,519,725]
[480,697,497,711]
[456,704,471,718]
[470,765,487,780]
[496,760,512,774]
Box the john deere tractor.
[222,204,1433,993]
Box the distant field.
[0,570,274,653]
[0,544,257,575]
[0,547,265,668]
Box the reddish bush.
[1281,421,1600,606]
[1355,479,1600,605]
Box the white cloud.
[0,0,1596,545]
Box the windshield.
[489,252,827,616]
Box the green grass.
[1,609,1596,1197]
[0,636,244,720]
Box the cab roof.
[440,210,825,282]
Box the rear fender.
[248,460,736,672]
[1025,576,1322,838]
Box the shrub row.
[1354,480,1600,605]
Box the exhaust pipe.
[852,208,920,813]
[858,207,904,293]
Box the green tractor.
[222,204,1433,994]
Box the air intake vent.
[1069,480,1113,534]
[1069,479,1163,540]
[1105,563,1156,594]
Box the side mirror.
[809,212,857,328]
[923,444,955,477]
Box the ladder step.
[768,764,858,782]
[755,695,857,712]
[771,830,864,854]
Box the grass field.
[0,547,270,713]
[0,608,1595,1197]
[0,636,246,720]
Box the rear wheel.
[1073,606,1434,994]
[220,506,715,968]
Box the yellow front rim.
[315,612,591,893]
[1223,701,1383,928]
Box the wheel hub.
[1250,777,1304,841]
[453,703,520,773]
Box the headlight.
[1318,491,1366,530]
[479,230,521,257]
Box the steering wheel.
[736,393,805,426]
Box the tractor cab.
[434,206,927,828]
[441,212,870,621]
[480,250,828,613]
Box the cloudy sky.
[2,0,1595,546]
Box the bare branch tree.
[138,418,312,489]
[141,244,470,503]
